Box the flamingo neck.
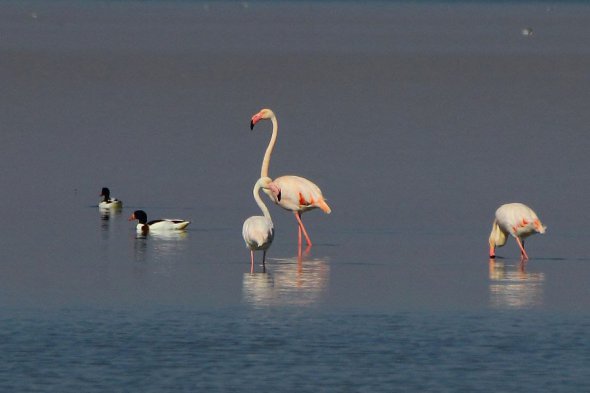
[261,115,277,178]
[254,181,272,222]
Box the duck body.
[129,210,190,234]
[99,187,122,209]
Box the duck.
[99,187,122,209]
[129,210,190,234]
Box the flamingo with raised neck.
[250,108,331,248]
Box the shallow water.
[1,1,590,391]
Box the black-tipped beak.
[250,120,255,130]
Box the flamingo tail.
[317,198,331,214]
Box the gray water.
[1,1,590,391]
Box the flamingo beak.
[250,113,263,130]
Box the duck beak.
[128,213,135,221]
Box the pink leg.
[515,237,529,261]
[250,250,255,274]
[293,211,312,247]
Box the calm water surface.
[1,1,590,391]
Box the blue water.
[1,0,590,391]
[2,308,589,392]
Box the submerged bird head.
[250,108,275,130]
[489,219,507,258]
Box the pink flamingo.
[250,108,331,248]
[489,203,546,261]
[242,177,276,273]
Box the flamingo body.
[243,177,275,272]
[268,175,331,214]
[250,108,330,247]
[489,203,546,260]
[129,210,190,234]
[242,216,274,252]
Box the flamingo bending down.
[249,108,331,248]
[242,177,276,272]
[489,202,546,261]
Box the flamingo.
[249,108,331,248]
[242,177,276,273]
[489,203,546,261]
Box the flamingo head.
[259,176,281,201]
[250,108,274,130]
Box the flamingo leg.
[262,250,267,272]
[515,237,529,261]
[293,211,312,247]
[250,250,255,274]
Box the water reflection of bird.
[489,259,545,309]
[488,203,546,261]
[99,187,122,209]
[242,254,330,307]
[250,108,331,248]
[242,177,275,273]
[129,210,190,235]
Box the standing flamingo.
[249,108,331,248]
[489,203,546,261]
[243,177,276,273]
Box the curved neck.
[261,115,277,178]
[253,182,272,221]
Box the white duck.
[99,187,122,209]
[129,210,190,235]
[489,202,546,261]
[242,177,275,273]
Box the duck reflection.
[242,254,329,307]
[489,259,545,309]
[99,206,123,239]
[132,231,188,264]
[99,205,122,221]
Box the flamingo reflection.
[489,259,545,309]
[242,253,330,307]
